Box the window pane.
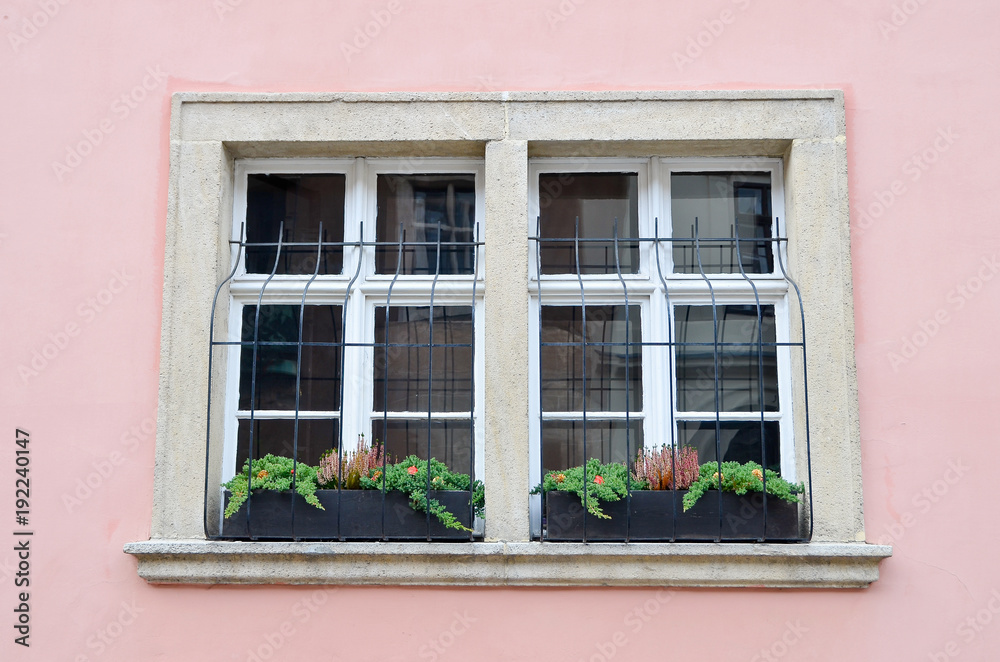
[677,421,780,472]
[541,420,643,474]
[372,419,473,475]
[538,173,639,275]
[675,305,778,413]
[245,174,345,275]
[236,418,339,469]
[375,174,477,275]
[541,305,642,412]
[373,306,473,412]
[671,172,773,274]
[239,305,342,411]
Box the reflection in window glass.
[376,174,477,275]
[372,420,473,477]
[239,305,342,411]
[671,172,773,274]
[236,418,339,469]
[538,173,639,275]
[675,305,778,413]
[541,420,643,474]
[677,421,780,472]
[540,306,642,412]
[373,306,473,413]
[245,174,346,275]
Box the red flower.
[594,475,604,485]
[407,466,418,475]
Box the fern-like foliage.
[222,454,323,519]
[359,455,485,531]
[633,444,700,490]
[682,460,804,512]
[534,458,648,519]
[317,435,385,489]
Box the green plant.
[534,458,647,519]
[360,455,485,531]
[317,434,385,489]
[633,444,700,490]
[682,460,804,512]
[222,454,323,519]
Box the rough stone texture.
[483,140,531,542]
[135,90,887,584]
[124,540,890,588]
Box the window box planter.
[544,490,801,542]
[221,489,476,541]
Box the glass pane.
[373,306,473,412]
[677,421,780,472]
[372,419,473,476]
[375,174,477,275]
[538,173,639,274]
[541,306,642,412]
[245,174,345,275]
[675,305,778,413]
[671,172,773,274]
[239,305,343,411]
[236,418,339,469]
[541,420,643,474]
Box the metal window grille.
[531,214,812,543]
[205,210,483,542]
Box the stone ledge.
[124,540,891,588]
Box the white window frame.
[126,91,891,588]
[221,157,486,508]
[527,157,796,537]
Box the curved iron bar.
[381,223,405,540]
[204,223,245,538]
[773,217,813,540]
[651,218,680,542]
[611,218,632,541]
[572,217,590,541]
[692,218,724,542]
[289,223,325,540]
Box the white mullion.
[775,296,796,480]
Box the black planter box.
[221,489,476,541]
[544,490,801,542]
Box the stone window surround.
[124,90,892,588]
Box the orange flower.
[752,469,763,481]
[256,470,269,479]
[407,466,418,475]
[594,475,604,485]
[555,473,566,483]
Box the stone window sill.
[124,540,891,588]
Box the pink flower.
[594,475,604,485]
[407,466,418,475]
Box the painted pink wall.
[2,0,997,659]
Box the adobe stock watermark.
[244,590,331,662]
[61,417,155,514]
[878,0,934,39]
[887,254,998,372]
[213,0,245,21]
[749,620,809,662]
[339,0,403,63]
[6,0,71,54]
[673,0,754,71]
[51,65,168,182]
[854,127,957,234]
[928,589,1000,661]
[18,268,134,383]
[544,0,590,31]
[874,458,968,546]
[417,611,477,661]
[575,589,676,662]
[73,599,144,661]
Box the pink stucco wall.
[2,0,998,659]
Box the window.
[126,92,890,587]
[209,159,485,539]
[528,159,803,541]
